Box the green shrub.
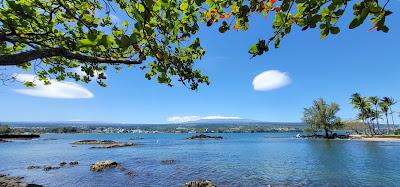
[0,125,11,134]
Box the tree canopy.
[303,98,342,137]
[0,0,394,89]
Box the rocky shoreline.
[295,134,350,139]
[0,139,11,143]
[90,142,139,149]
[0,174,42,187]
[71,140,140,149]
[0,134,40,140]
[295,134,400,142]
[186,134,223,140]
[71,140,117,144]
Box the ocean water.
[0,133,399,187]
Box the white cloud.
[167,115,242,123]
[13,74,94,99]
[252,70,291,91]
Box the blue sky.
[1,3,400,124]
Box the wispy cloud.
[252,70,291,91]
[167,115,242,123]
[13,74,94,99]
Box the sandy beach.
[350,135,400,142]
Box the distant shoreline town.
[0,122,305,134]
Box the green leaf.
[320,28,329,39]
[349,18,362,29]
[180,3,188,11]
[119,35,131,48]
[77,39,97,48]
[23,81,36,87]
[249,44,258,54]
[330,27,340,34]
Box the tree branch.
[0,48,143,66]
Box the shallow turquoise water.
[1,133,399,187]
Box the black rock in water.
[161,159,176,164]
[182,180,216,187]
[0,134,40,139]
[186,134,223,140]
[0,174,43,187]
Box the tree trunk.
[385,114,390,134]
[370,119,376,135]
[375,106,381,134]
[324,129,329,138]
[390,108,396,131]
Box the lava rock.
[182,180,216,187]
[0,174,43,187]
[186,134,223,140]
[69,161,79,166]
[161,159,176,165]
[59,162,67,167]
[71,140,117,144]
[27,165,41,170]
[90,160,119,172]
[90,143,139,149]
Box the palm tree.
[365,107,377,134]
[303,98,342,138]
[379,101,390,134]
[382,97,396,131]
[351,93,372,135]
[368,96,381,134]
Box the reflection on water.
[0,133,399,187]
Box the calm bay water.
[1,133,399,187]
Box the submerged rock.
[182,180,216,187]
[186,134,223,140]
[0,174,43,187]
[161,159,176,165]
[116,165,127,171]
[43,165,61,171]
[90,142,139,149]
[59,162,67,167]
[27,165,41,170]
[124,171,137,177]
[90,160,119,172]
[42,138,58,141]
[71,140,117,144]
[128,137,144,140]
[69,161,79,166]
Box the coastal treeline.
[0,125,302,135]
[350,93,397,135]
[303,93,399,138]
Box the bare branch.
[0,48,143,66]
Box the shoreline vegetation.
[0,124,304,134]
[295,134,400,142]
[301,94,400,140]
